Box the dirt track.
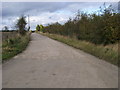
[3,33,118,88]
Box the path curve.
[3,33,118,88]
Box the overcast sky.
[1,2,118,30]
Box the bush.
[43,4,119,45]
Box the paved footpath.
[3,33,118,88]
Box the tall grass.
[41,33,118,66]
[2,32,30,62]
[2,32,18,41]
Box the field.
[2,32,30,62]
[2,32,18,41]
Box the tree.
[40,25,44,32]
[16,16,27,35]
[43,4,119,45]
[28,26,30,31]
[2,26,9,32]
[36,25,40,32]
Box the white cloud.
[1,2,118,30]
[28,11,74,29]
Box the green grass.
[2,33,30,62]
[40,32,118,66]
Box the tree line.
[2,16,30,36]
[42,4,120,45]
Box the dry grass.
[40,32,118,66]
[2,32,18,41]
[2,32,30,62]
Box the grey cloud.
[2,2,75,17]
[2,2,117,17]
[1,2,118,30]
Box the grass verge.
[2,33,30,63]
[40,32,118,66]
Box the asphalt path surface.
[3,33,118,88]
